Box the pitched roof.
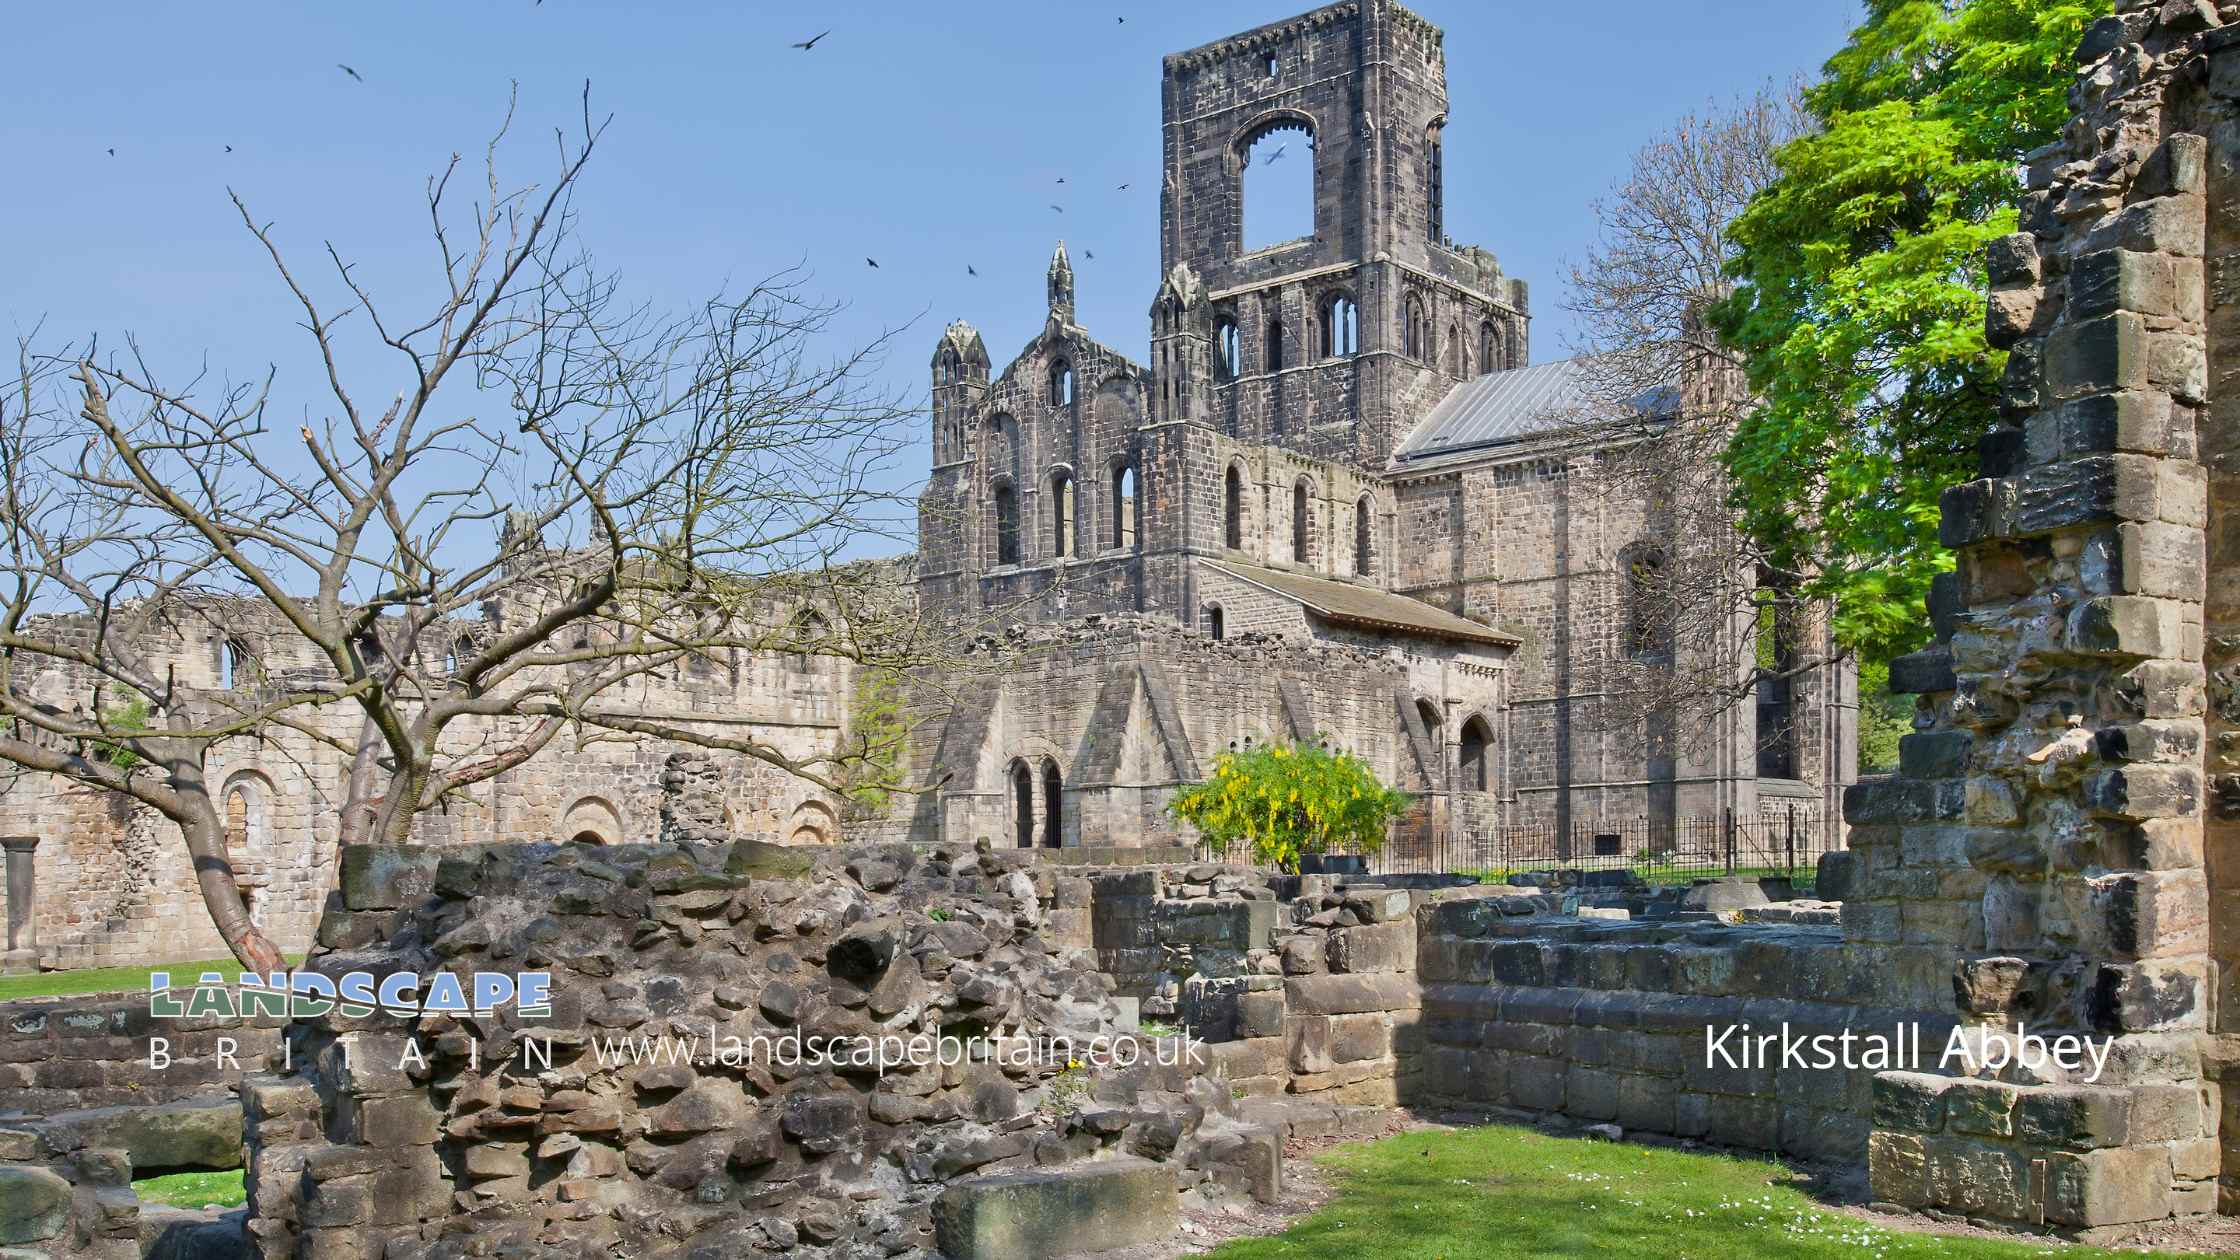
[1209,561,1519,647]
[1393,355,1678,467]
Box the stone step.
[933,1157,1176,1259]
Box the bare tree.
[1560,84,1825,750]
[0,92,954,970]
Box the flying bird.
[967,265,978,276]
[1056,177,1065,184]
[224,145,233,153]
[106,147,115,157]
[1117,15,1125,22]
[865,257,879,269]
[791,29,831,50]
[338,64,363,81]
[1084,249,1095,260]
[1117,183,1129,190]
[1264,143,1287,164]
[1049,204,1064,214]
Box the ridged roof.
[1209,561,1518,647]
[1393,356,1677,467]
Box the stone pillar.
[1846,2,2230,1235]
[2,834,37,974]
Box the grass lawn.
[1456,864,1810,891]
[131,1169,246,1210]
[1205,1124,2151,1259]
[0,956,299,1003]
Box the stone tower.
[1154,0,1530,468]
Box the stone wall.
[228,839,1280,1260]
[1841,0,2240,1235]
[1408,900,1944,1164]
[0,996,283,1119]
[0,589,858,970]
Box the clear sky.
[1,1,1859,517]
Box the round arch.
[1229,108,1319,164]
[561,796,624,845]
[786,799,838,846]
[220,769,277,854]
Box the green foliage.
[132,1169,247,1210]
[1201,1122,2161,1258]
[1167,741,1410,874]
[1856,655,1916,775]
[840,666,908,815]
[91,691,151,772]
[1716,0,2109,661]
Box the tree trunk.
[182,805,285,972]
[160,729,285,972]
[337,713,384,847]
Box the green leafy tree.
[1716,0,2108,660]
[1167,741,1410,874]
[1855,657,1916,774]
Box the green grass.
[131,1169,245,1210]
[0,955,299,1003]
[1457,864,1810,891]
[1206,1124,2149,1259]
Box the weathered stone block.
[1326,921,1415,974]
[1282,973,1418,1016]
[2045,1147,2174,1228]
[1871,1072,1955,1134]
[0,1165,71,1244]
[1867,1130,1929,1205]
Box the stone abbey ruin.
[13,0,2240,1255]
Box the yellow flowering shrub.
[1166,740,1410,873]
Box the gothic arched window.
[1049,361,1074,408]
[1051,472,1076,559]
[1403,296,1427,361]
[1111,461,1139,550]
[1291,480,1311,565]
[1224,465,1245,551]
[993,480,1020,566]
[1621,542,1670,663]
[1354,496,1372,576]
[1320,294,1358,358]
[1265,317,1285,374]
[1215,316,1240,382]
[1480,320,1503,374]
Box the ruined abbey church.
[895,0,1858,853]
[0,0,1855,972]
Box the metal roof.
[1392,355,1677,466]
[1208,561,1520,647]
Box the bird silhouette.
[967,265,978,276]
[865,257,879,269]
[1117,183,1129,190]
[791,30,831,50]
[1056,177,1065,184]
[106,147,115,157]
[338,64,363,81]
[1085,250,1095,260]
[1117,15,1125,22]
[224,145,233,153]
[1049,204,1064,214]
[1264,143,1287,164]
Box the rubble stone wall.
[1842,0,2240,1235]
[230,839,1279,1260]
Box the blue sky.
[1,1,1859,516]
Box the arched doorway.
[1459,717,1492,793]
